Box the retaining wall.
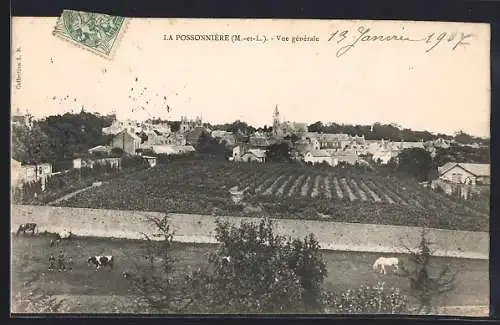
[11,205,489,260]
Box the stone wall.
[11,205,488,259]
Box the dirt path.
[47,185,95,206]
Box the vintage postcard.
[11,15,490,316]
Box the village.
[11,105,490,201]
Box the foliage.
[453,130,488,146]
[182,218,327,313]
[395,148,436,182]
[323,282,408,314]
[125,215,191,313]
[11,123,52,164]
[195,133,231,159]
[110,147,124,157]
[265,142,292,163]
[12,273,65,313]
[307,121,489,145]
[213,120,256,135]
[399,228,457,314]
[433,144,490,165]
[11,111,114,164]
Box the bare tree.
[399,228,457,314]
[125,214,193,313]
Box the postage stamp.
[52,10,128,59]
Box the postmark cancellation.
[52,10,128,59]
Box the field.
[55,161,489,232]
[11,235,489,314]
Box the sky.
[11,17,491,137]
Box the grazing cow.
[373,257,400,275]
[88,255,114,271]
[17,223,37,236]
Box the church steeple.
[273,105,280,135]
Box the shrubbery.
[128,217,328,314]
[126,218,456,315]
[323,282,408,314]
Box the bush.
[128,217,328,314]
[184,218,327,313]
[323,282,408,314]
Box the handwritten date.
[328,26,477,57]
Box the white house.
[241,149,266,163]
[232,145,266,162]
[110,130,142,155]
[11,160,53,190]
[303,150,335,166]
[438,162,490,185]
[372,149,394,165]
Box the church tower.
[272,105,281,136]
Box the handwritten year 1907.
[328,26,477,57]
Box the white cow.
[373,257,400,275]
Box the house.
[11,160,53,190]
[232,145,266,162]
[333,152,365,166]
[110,130,142,155]
[73,158,94,169]
[438,162,490,185]
[11,159,23,188]
[389,141,425,151]
[164,133,187,146]
[211,130,236,147]
[372,149,393,165]
[74,157,121,170]
[152,145,196,155]
[211,130,232,138]
[88,145,112,155]
[240,149,267,163]
[303,150,335,166]
[95,158,121,169]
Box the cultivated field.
[56,161,489,231]
[11,235,489,313]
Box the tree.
[265,142,292,163]
[308,121,324,133]
[454,131,475,145]
[399,228,457,314]
[195,133,230,158]
[125,215,191,313]
[396,148,436,182]
[34,111,113,161]
[128,217,327,314]
[11,123,53,164]
[110,147,124,157]
[185,218,328,313]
